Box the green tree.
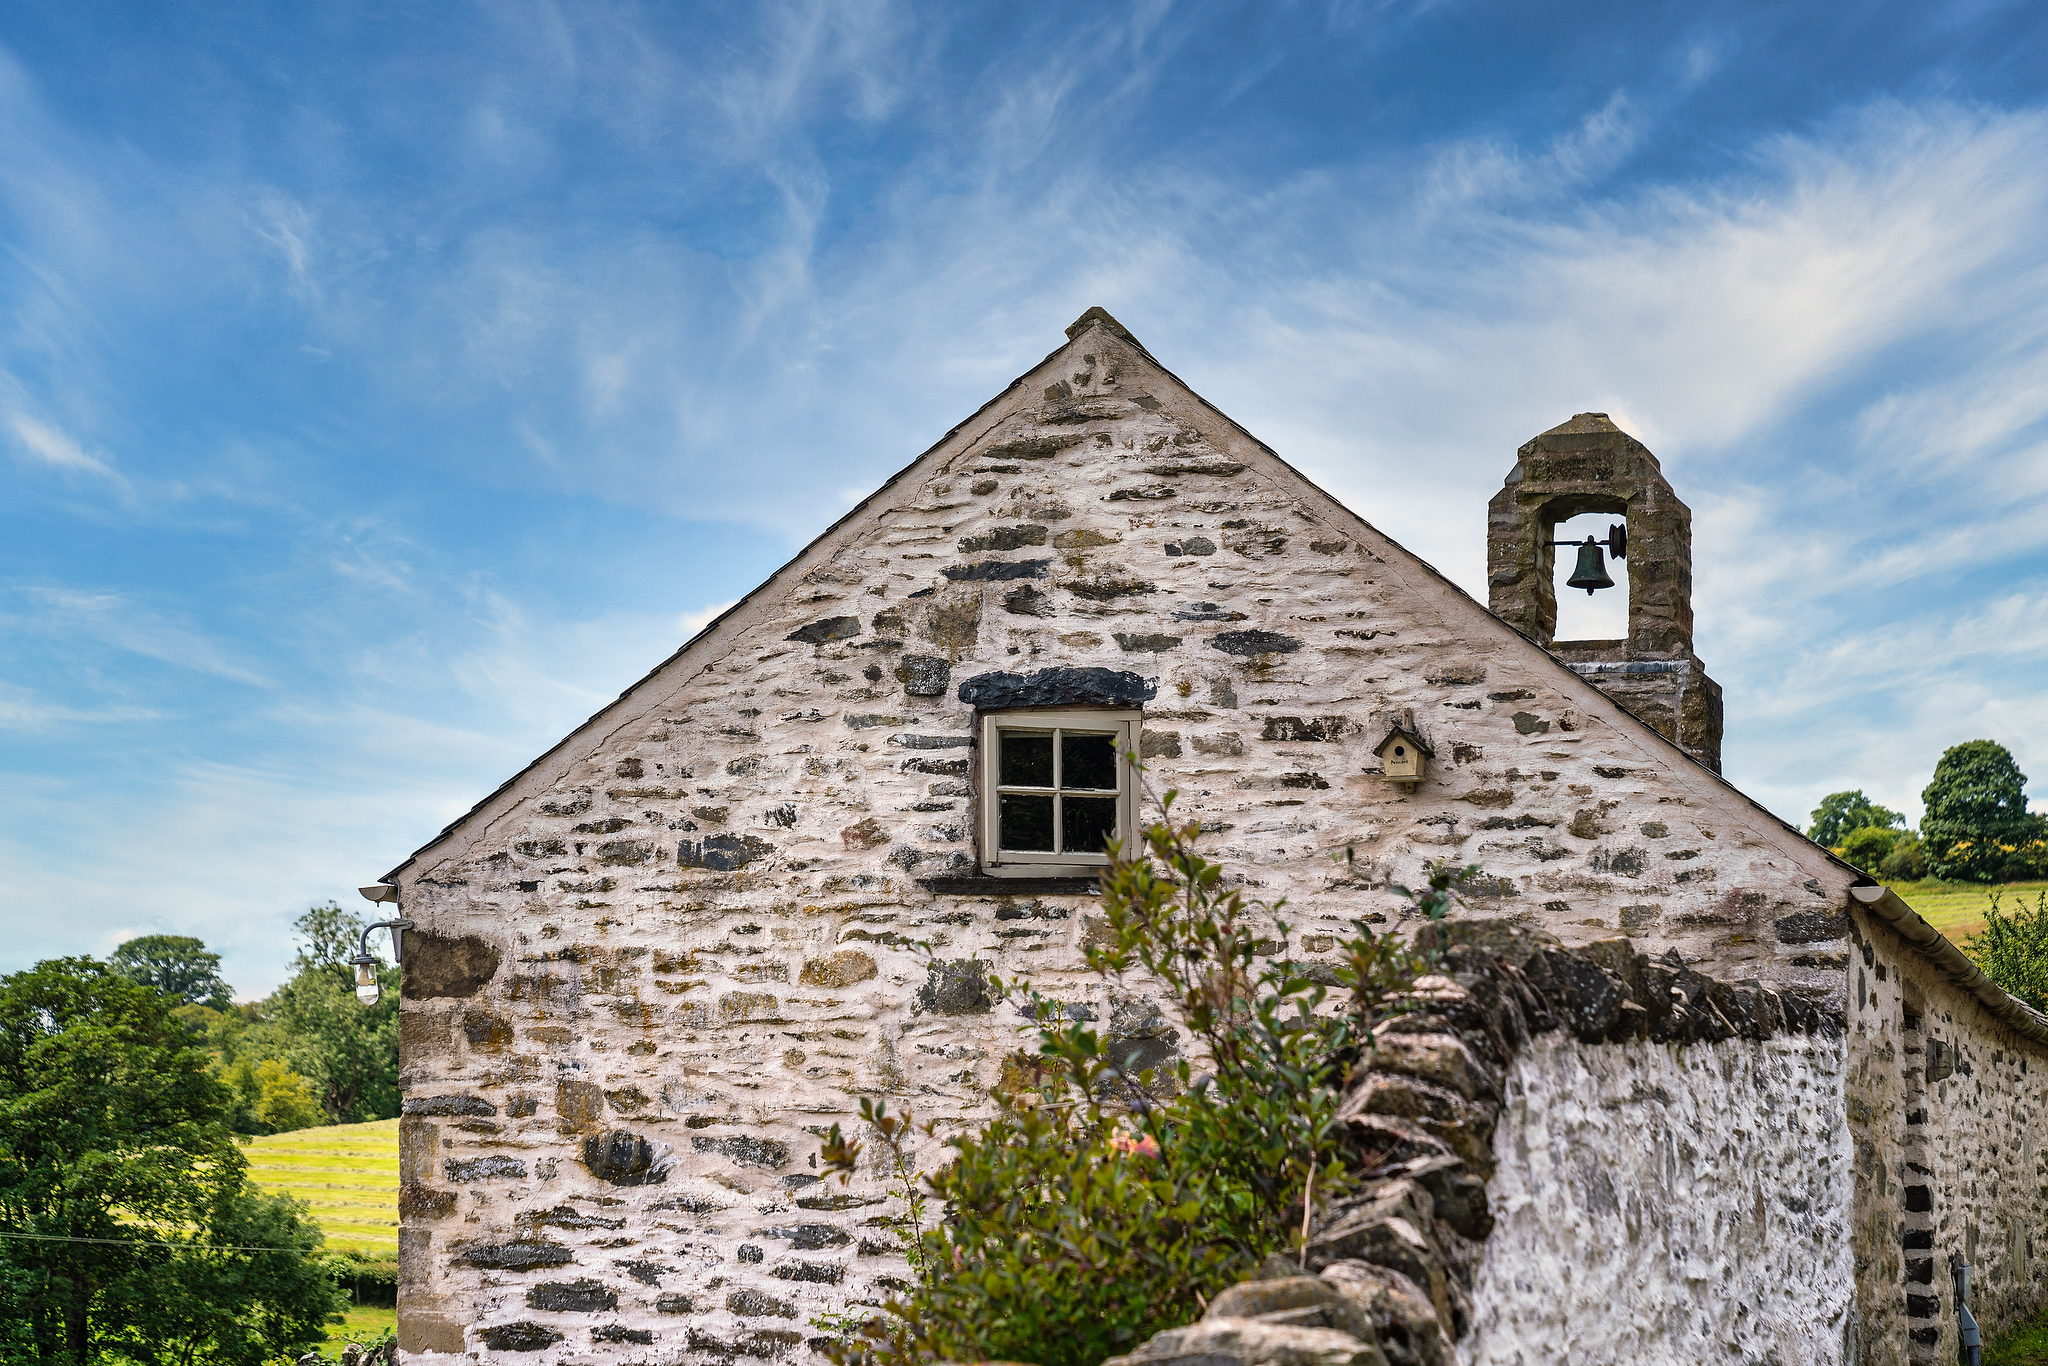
[1808,790,1905,848]
[0,957,338,1364]
[1921,741,2042,883]
[97,1186,342,1366]
[290,901,366,974]
[221,1057,326,1134]
[1839,826,1899,872]
[268,961,400,1124]
[201,905,401,1126]
[107,935,232,1010]
[1965,891,2048,1015]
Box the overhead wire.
[0,1229,323,1255]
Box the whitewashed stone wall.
[387,313,1867,1359]
[1460,1031,1856,1366]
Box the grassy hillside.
[244,1118,400,1353]
[243,1117,399,1259]
[1881,879,2048,949]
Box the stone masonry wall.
[386,312,1865,1359]
[1844,907,2048,1366]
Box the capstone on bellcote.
[1486,413,1724,771]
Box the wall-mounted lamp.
[349,919,413,1006]
[1549,524,1626,594]
[352,884,411,1007]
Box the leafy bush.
[1839,826,1898,872]
[819,795,1460,1366]
[1878,831,1927,881]
[1809,790,1904,848]
[1921,740,2044,883]
[1966,890,2048,1014]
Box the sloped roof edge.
[1852,883,2048,1051]
[381,314,1111,881]
[383,306,1868,902]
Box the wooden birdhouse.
[1373,718,1433,791]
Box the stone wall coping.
[1565,660,1691,676]
[1851,882,2048,1050]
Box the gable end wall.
[389,319,1883,1359]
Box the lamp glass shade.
[353,956,382,1007]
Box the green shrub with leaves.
[819,792,1467,1366]
[1878,831,1927,881]
[1966,890,2048,1014]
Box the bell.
[1565,538,1614,594]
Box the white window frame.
[978,709,1141,877]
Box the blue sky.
[3,1,2045,996]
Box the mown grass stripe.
[244,1119,401,1256]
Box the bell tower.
[1487,413,1724,771]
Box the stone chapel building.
[379,308,2047,1365]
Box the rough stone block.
[526,1278,617,1312]
[477,1322,563,1352]
[1103,1317,1387,1366]
[1366,1031,1496,1101]
[402,932,500,1001]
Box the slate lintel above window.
[955,666,1156,710]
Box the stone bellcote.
[1488,413,1724,771]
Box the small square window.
[979,710,1140,876]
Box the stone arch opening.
[1547,503,1630,645]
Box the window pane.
[1062,732,1119,790]
[1062,796,1119,855]
[999,794,1056,851]
[1000,730,1054,788]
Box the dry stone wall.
[386,313,1867,1358]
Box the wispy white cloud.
[7,411,115,475]
[10,586,273,687]
[1,2,2045,986]
[0,681,162,731]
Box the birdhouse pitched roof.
[1372,722,1434,758]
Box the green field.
[1882,879,2048,948]
[323,1305,397,1352]
[244,1118,400,1354]
[243,1117,400,1258]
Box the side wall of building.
[1844,907,2048,1366]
